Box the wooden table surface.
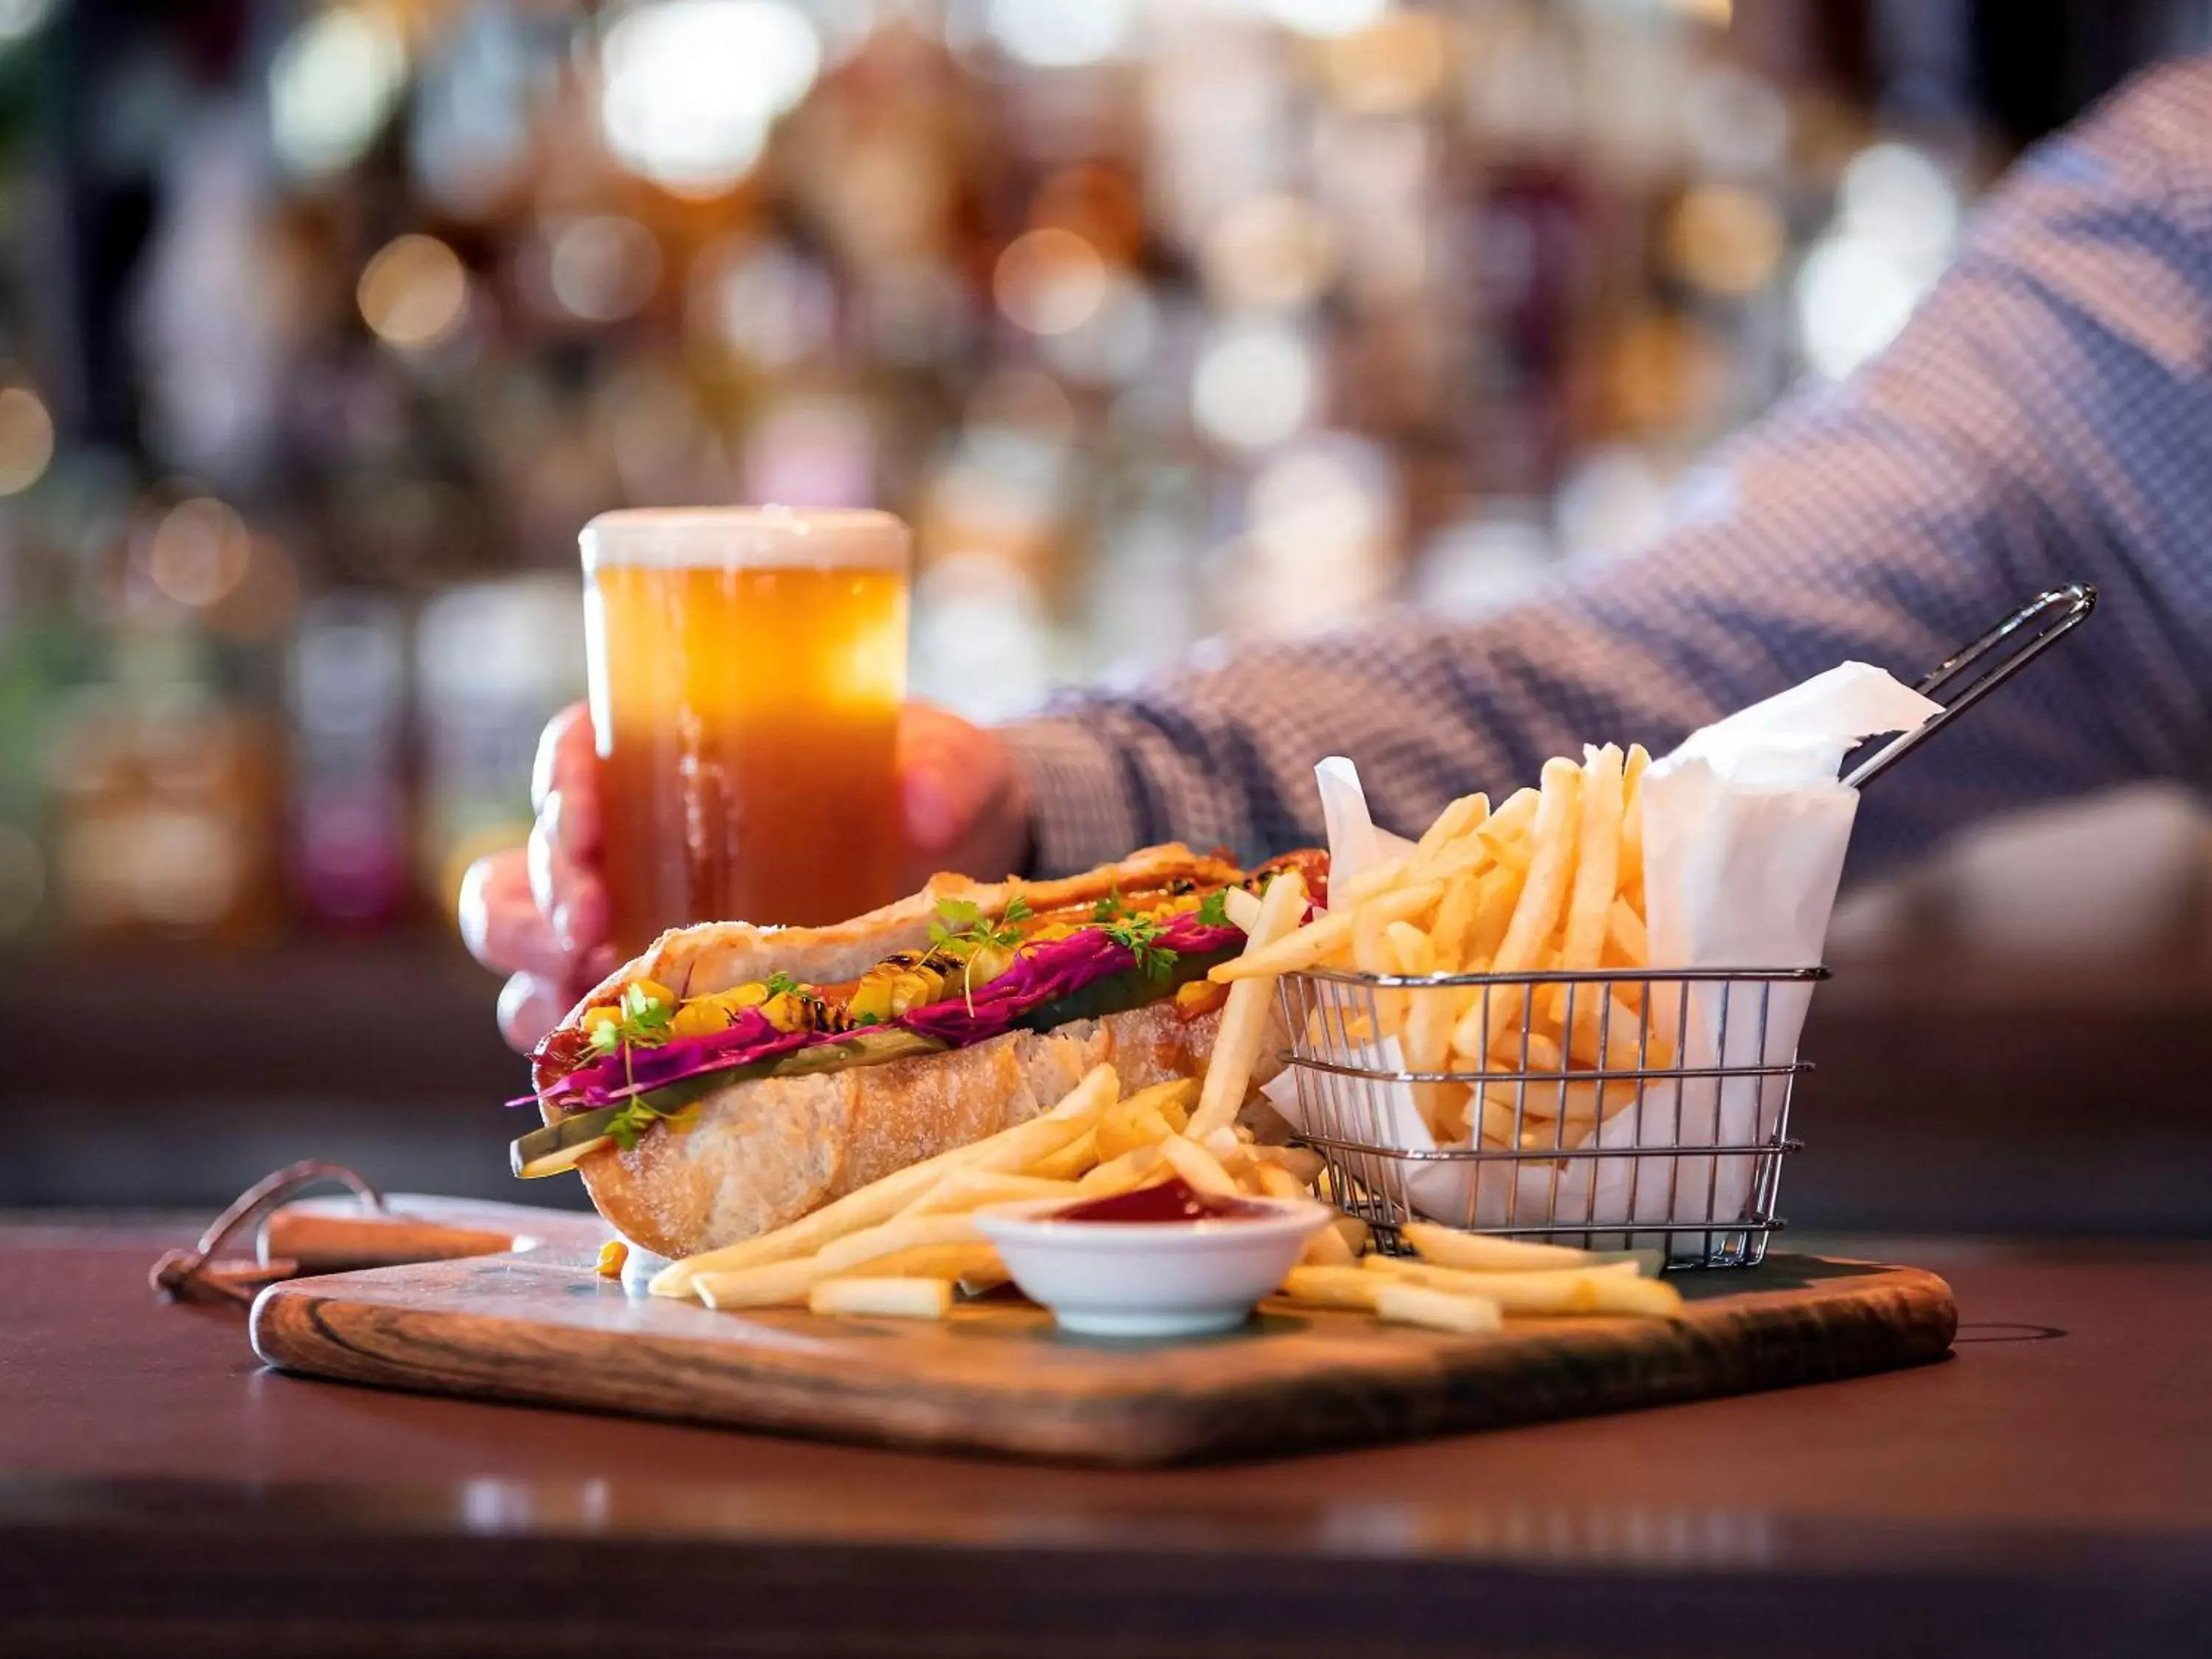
[4,1222,2209,1658]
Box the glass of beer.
[580,507,909,950]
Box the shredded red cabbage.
[528,1007,815,1110]
[896,917,1243,1047]
[521,914,1248,1110]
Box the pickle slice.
[509,1027,949,1177]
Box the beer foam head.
[580,507,910,572]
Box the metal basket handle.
[1842,582,2096,793]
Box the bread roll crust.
[580,999,1235,1259]
[535,844,1256,1259]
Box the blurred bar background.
[4,0,2211,1228]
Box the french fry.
[1250,1144,1326,1184]
[1400,1221,1610,1271]
[1255,1163,1310,1200]
[1198,1125,1246,1165]
[1158,1132,1240,1197]
[1376,1282,1503,1335]
[815,1212,984,1274]
[693,1254,834,1310]
[1604,897,1649,966]
[1332,1215,1371,1256]
[1338,855,1412,905]
[1299,1220,1356,1265]
[809,1277,953,1321]
[1389,920,1458,1135]
[1477,787,1540,853]
[1097,1094,1180,1161]
[1565,990,1669,1071]
[1363,1255,1683,1318]
[897,1169,1082,1220]
[1222,886,1264,934]
[1023,1127,1099,1183]
[1450,762,1579,1058]
[1414,791,1490,860]
[1279,1265,1380,1310]
[1545,745,1623,1023]
[1427,869,1486,973]
[1190,869,1307,1136]
[1208,881,1439,984]
[651,1066,1116,1298]
[1121,1077,1200,1133]
[1620,743,1651,911]
[1461,860,1527,971]
[1077,1144,1164,1195]
[855,1242,1005,1281]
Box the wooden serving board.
[249,1198,1955,1467]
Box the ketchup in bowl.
[976,1176,1333,1337]
[1049,1176,1276,1225]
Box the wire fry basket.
[1272,582,2100,1270]
[1276,967,1825,1267]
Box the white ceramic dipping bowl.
[974,1194,1335,1338]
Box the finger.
[461,849,576,979]
[498,973,572,1054]
[530,702,596,815]
[544,769,602,860]
[529,810,610,956]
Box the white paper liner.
[1267,667,1942,1257]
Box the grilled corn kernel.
[668,999,731,1039]
[850,949,961,1021]
[760,987,852,1034]
[963,943,1016,991]
[597,1239,629,1279]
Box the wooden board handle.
[260,1208,521,1275]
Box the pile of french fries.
[647,1057,1682,1333]
[1209,744,1669,1152]
[646,1057,1352,1318]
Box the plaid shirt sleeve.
[1001,58,2212,880]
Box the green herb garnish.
[762,970,801,1000]
[930,894,1033,1011]
[1197,889,1230,928]
[587,981,676,1057]
[1091,888,1126,923]
[602,1096,701,1152]
[1102,910,1179,981]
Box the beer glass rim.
[581,507,909,572]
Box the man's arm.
[1004,60,2212,879]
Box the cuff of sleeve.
[998,715,1144,877]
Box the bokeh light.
[1192,320,1315,451]
[546,216,663,323]
[692,239,838,368]
[1664,184,1784,298]
[147,498,253,609]
[1315,12,1450,115]
[599,0,821,197]
[1200,194,1339,313]
[993,229,1109,336]
[0,385,55,495]
[0,0,54,45]
[986,0,1134,68]
[271,7,408,177]
[358,234,470,351]
[1265,0,1391,41]
[1239,435,1398,633]
[1795,142,1958,379]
